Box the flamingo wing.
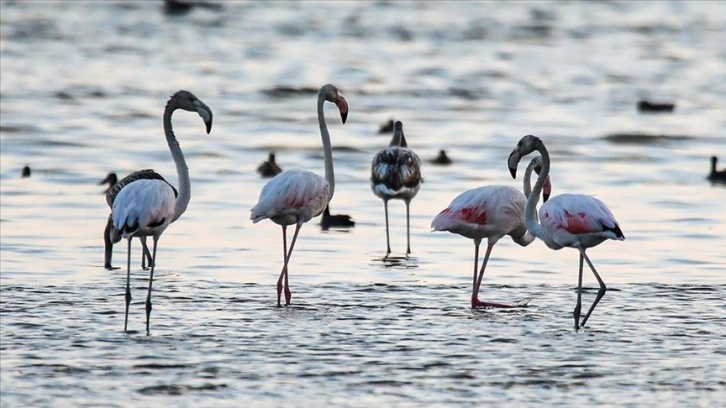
[250,170,330,224]
[111,179,177,238]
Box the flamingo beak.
[194,102,213,134]
[508,150,520,179]
[543,175,552,202]
[337,95,348,124]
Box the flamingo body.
[371,146,421,200]
[251,170,330,226]
[538,193,623,250]
[432,186,526,243]
[112,179,177,238]
[101,169,175,270]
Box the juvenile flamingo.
[431,156,551,308]
[371,121,422,255]
[112,90,212,333]
[508,135,624,329]
[250,84,348,306]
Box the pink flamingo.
[508,135,624,329]
[431,156,551,308]
[250,84,348,306]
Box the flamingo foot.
[471,297,530,309]
[284,288,292,306]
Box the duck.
[320,204,355,230]
[430,149,452,165]
[637,99,675,113]
[707,156,726,183]
[257,152,282,178]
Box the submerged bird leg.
[574,251,585,330]
[281,223,303,305]
[145,236,159,335]
[276,225,288,307]
[405,199,412,254]
[124,238,132,332]
[580,250,607,328]
[384,200,391,255]
[472,242,514,308]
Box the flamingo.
[257,152,283,178]
[508,134,624,330]
[371,121,422,255]
[111,90,212,333]
[100,170,176,270]
[707,156,726,183]
[250,83,348,307]
[320,204,355,230]
[431,156,551,308]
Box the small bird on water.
[257,152,282,178]
[320,204,355,230]
[430,149,452,165]
[707,156,726,183]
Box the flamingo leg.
[281,223,303,305]
[384,200,391,255]
[144,236,159,335]
[405,199,412,254]
[579,250,607,328]
[470,239,481,307]
[574,251,585,330]
[472,242,514,309]
[124,238,132,332]
[276,225,288,307]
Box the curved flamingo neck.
[163,98,190,222]
[317,91,335,202]
[524,140,549,240]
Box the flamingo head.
[530,156,551,202]
[170,90,213,134]
[321,84,348,124]
[508,134,542,178]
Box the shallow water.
[1,1,725,407]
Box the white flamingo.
[112,90,212,333]
[431,156,551,308]
[508,134,624,329]
[101,170,175,270]
[250,84,348,307]
[371,120,422,255]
